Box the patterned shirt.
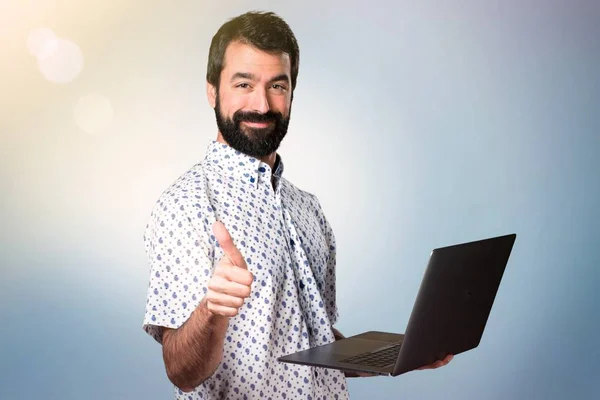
[142,140,349,399]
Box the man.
[142,11,452,399]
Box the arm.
[332,326,345,341]
[142,199,252,392]
[161,298,229,392]
[160,221,252,391]
[314,198,378,378]
[331,326,453,377]
[331,327,373,378]
[315,199,365,378]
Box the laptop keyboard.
[338,343,402,368]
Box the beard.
[214,93,291,158]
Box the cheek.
[271,96,291,116]
[222,95,247,116]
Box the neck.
[216,133,277,170]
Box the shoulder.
[145,163,212,230]
[155,162,210,205]
[159,163,208,201]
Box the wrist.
[199,298,230,325]
[332,327,345,341]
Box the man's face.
[209,41,293,158]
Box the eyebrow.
[230,72,290,85]
[268,74,290,85]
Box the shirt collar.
[203,140,285,189]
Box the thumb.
[212,221,247,269]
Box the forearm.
[332,326,345,341]
[331,327,367,378]
[162,297,229,391]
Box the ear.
[207,81,217,109]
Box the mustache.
[233,110,282,124]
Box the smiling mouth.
[242,121,273,128]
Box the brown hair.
[207,11,300,92]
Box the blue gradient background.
[1,1,599,399]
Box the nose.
[248,87,270,114]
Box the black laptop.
[278,233,516,376]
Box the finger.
[206,301,241,318]
[418,353,454,370]
[209,275,252,298]
[417,360,443,370]
[356,372,376,377]
[218,264,254,287]
[213,221,247,269]
[205,290,245,309]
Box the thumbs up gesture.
[205,221,254,318]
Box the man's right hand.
[205,221,253,318]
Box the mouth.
[241,120,273,128]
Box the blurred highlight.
[27,27,84,84]
[73,92,114,135]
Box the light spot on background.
[73,92,115,135]
[27,27,84,84]
[27,27,57,58]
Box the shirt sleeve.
[141,194,215,344]
[313,196,339,326]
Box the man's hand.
[417,354,454,370]
[205,221,253,318]
[332,328,379,378]
[345,354,454,378]
[344,371,378,378]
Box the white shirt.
[142,140,349,399]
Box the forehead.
[221,41,291,79]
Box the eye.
[271,84,287,91]
[236,83,251,89]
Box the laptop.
[278,233,516,376]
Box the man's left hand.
[417,354,454,370]
[344,354,454,378]
[332,328,453,376]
